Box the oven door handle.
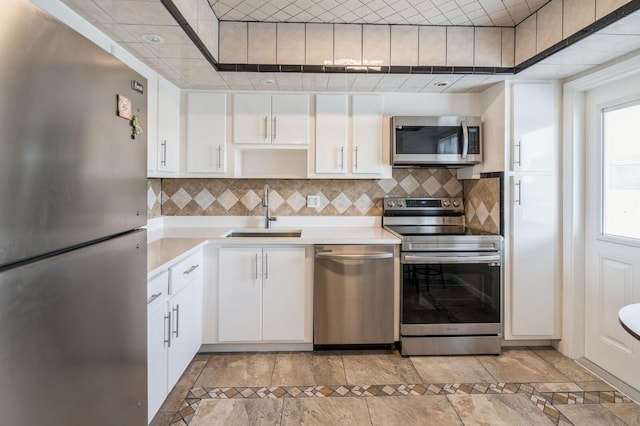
[403,254,501,264]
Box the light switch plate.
[307,195,320,208]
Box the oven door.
[400,251,501,336]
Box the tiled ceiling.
[57,0,640,92]
[209,0,550,26]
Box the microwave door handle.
[461,121,469,159]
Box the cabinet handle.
[272,116,276,140]
[172,305,180,338]
[255,253,259,280]
[183,264,199,275]
[354,146,359,170]
[339,146,345,170]
[514,180,522,205]
[161,140,167,166]
[264,253,269,279]
[264,116,268,140]
[514,141,522,166]
[147,292,162,305]
[164,312,171,348]
[217,145,222,169]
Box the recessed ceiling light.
[260,79,275,86]
[433,81,450,87]
[142,34,164,44]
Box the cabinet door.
[262,248,306,341]
[352,95,383,175]
[315,95,348,174]
[512,84,555,172]
[187,93,227,173]
[147,304,168,422]
[147,75,159,173]
[218,247,263,341]
[271,94,309,145]
[510,174,558,336]
[157,77,180,173]
[167,278,203,386]
[233,94,271,144]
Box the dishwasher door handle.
[315,252,393,260]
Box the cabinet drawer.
[170,250,202,295]
[147,270,169,312]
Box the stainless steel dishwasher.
[314,245,395,345]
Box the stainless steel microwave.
[391,116,482,167]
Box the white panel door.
[167,278,203,387]
[218,247,263,341]
[262,248,306,341]
[233,94,272,144]
[186,93,227,173]
[352,95,383,175]
[157,77,180,172]
[315,94,348,174]
[585,76,640,390]
[512,84,555,172]
[510,173,559,336]
[271,94,309,145]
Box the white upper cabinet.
[156,77,180,173]
[316,94,349,174]
[315,94,385,177]
[186,92,227,174]
[233,94,309,145]
[512,84,555,172]
[352,95,383,175]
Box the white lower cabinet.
[147,250,203,424]
[218,247,305,342]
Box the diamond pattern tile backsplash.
[147,178,162,219]
[463,176,501,235]
[155,169,462,217]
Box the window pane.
[602,102,640,240]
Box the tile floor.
[151,347,640,425]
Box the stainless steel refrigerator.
[0,0,148,424]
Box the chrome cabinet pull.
[147,292,162,305]
[255,253,259,280]
[354,146,359,169]
[272,116,276,140]
[264,116,268,140]
[172,305,180,338]
[164,312,171,347]
[161,140,167,166]
[514,180,522,205]
[514,141,522,166]
[265,253,269,279]
[216,145,222,169]
[183,264,199,275]
[339,146,345,170]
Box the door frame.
[559,53,640,360]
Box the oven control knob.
[387,200,395,208]
[397,201,404,207]
[443,200,451,207]
[453,200,461,208]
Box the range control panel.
[383,197,464,213]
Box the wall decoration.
[117,94,132,119]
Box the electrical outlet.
[307,195,320,208]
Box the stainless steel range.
[383,197,503,356]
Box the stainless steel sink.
[225,229,302,238]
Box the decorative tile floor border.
[167,383,635,425]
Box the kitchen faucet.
[263,184,277,229]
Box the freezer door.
[0,230,147,426]
[0,0,147,267]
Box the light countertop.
[147,223,400,277]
